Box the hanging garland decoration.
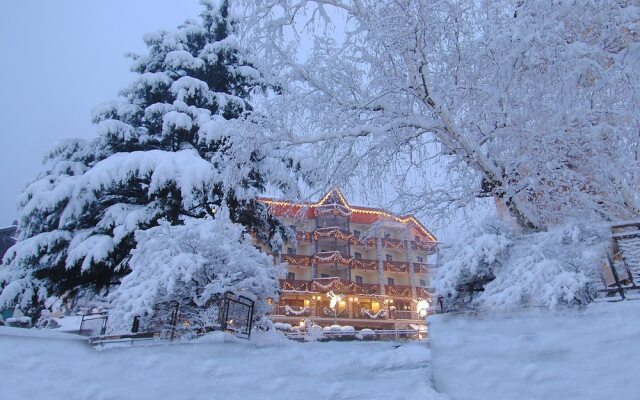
[382,238,406,249]
[313,251,351,265]
[312,278,345,291]
[284,305,311,316]
[413,241,437,251]
[385,285,413,297]
[322,307,348,318]
[416,287,431,298]
[360,308,386,319]
[311,279,381,295]
[384,261,409,273]
[280,280,310,292]
[413,263,430,273]
[349,259,378,271]
[282,255,312,266]
[313,227,357,244]
[296,231,313,242]
[316,204,352,218]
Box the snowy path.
[0,329,446,400]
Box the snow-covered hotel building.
[258,188,437,330]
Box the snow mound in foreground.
[429,299,640,400]
[0,328,446,400]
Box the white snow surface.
[429,299,640,400]
[0,328,445,400]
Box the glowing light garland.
[360,309,386,319]
[259,188,438,242]
[314,251,351,265]
[385,286,412,297]
[282,255,312,266]
[284,305,311,316]
[316,204,352,218]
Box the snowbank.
[0,328,445,400]
[429,300,640,400]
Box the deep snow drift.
[0,329,446,400]
[429,298,640,400]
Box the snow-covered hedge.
[435,220,608,311]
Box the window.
[354,252,362,260]
[417,256,423,263]
[420,279,427,287]
[287,247,296,255]
[384,232,391,239]
[321,273,330,278]
[386,254,393,262]
[353,229,361,238]
[387,277,395,286]
[415,235,420,242]
[286,272,296,281]
[355,276,363,284]
[289,224,297,232]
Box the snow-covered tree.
[108,211,282,332]
[0,0,296,319]
[244,0,640,230]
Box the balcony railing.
[384,285,413,298]
[292,228,436,253]
[281,254,435,275]
[271,303,423,321]
[282,254,312,266]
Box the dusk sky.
[0,1,202,226]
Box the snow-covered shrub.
[436,219,608,311]
[108,211,283,333]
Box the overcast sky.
[0,1,487,241]
[0,1,203,227]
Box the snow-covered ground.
[0,328,446,400]
[429,299,640,400]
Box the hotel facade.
[259,189,438,330]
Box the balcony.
[281,253,435,275]
[279,279,380,295]
[282,254,312,266]
[292,229,436,253]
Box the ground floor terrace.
[270,278,431,330]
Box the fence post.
[607,254,626,300]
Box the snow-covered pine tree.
[0,0,295,320]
